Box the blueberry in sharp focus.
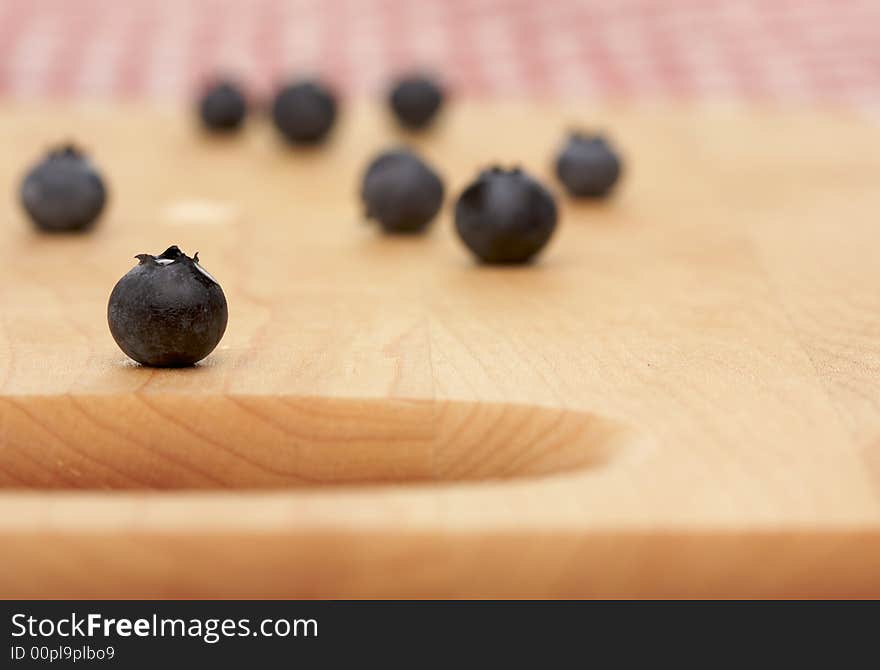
[20,145,107,233]
[198,80,247,132]
[454,167,558,264]
[388,74,444,130]
[361,149,445,234]
[555,132,622,198]
[271,79,338,145]
[108,246,228,367]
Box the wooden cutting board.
[1,101,879,598]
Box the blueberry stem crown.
[47,143,83,159]
[485,165,521,176]
[569,131,606,144]
[133,246,220,287]
[135,245,200,266]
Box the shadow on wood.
[0,396,638,488]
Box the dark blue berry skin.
[271,80,338,145]
[454,167,558,264]
[555,133,622,198]
[199,80,247,132]
[20,146,107,233]
[361,149,445,233]
[108,246,228,368]
[388,75,444,130]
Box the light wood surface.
[1,101,879,597]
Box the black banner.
[1,600,876,666]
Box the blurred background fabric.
[0,0,877,108]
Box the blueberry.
[198,80,247,132]
[271,79,338,145]
[108,246,228,367]
[555,132,622,198]
[454,167,558,264]
[388,74,444,130]
[20,145,107,233]
[361,149,445,233]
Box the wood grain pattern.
[1,102,879,597]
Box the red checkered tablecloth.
[0,0,877,107]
